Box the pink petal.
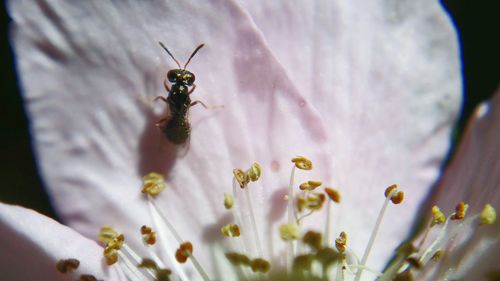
[9,0,330,277]
[0,203,124,281]
[420,89,499,280]
[237,1,462,268]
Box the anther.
[303,231,323,251]
[384,184,404,204]
[247,162,261,182]
[250,258,271,273]
[56,258,80,273]
[233,168,249,188]
[431,205,446,226]
[293,254,314,271]
[175,242,193,263]
[221,224,241,237]
[223,193,234,209]
[335,231,348,253]
[291,156,313,170]
[279,223,300,241]
[299,180,322,191]
[141,172,166,196]
[451,201,468,220]
[225,252,251,266]
[480,203,496,225]
[325,187,341,203]
[141,225,157,245]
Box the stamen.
[479,203,496,225]
[224,193,234,209]
[56,258,80,273]
[286,164,297,269]
[324,187,341,245]
[354,184,402,281]
[141,172,166,196]
[279,223,300,241]
[303,231,323,251]
[233,168,249,188]
[450,201,468,220]
[291,156,313,170]
[299,180,322,191]
[221,223,241,237]
[335,231,347,253]
[141,225,157,245]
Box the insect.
[155,42,207,145]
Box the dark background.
[0,1,498,221]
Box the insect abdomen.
[162,115,191,145]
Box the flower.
[6,1,490,280]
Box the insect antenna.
[183,44,205,70]
[158,41,181,69]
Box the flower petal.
[10,0,332,278]
[418,89,499,280]
[0,203,125,280]
[237,0,462,268]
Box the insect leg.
[188,84,196,94]
[155,117,168,127]
[190,100,208,109]
[154,96,168,103]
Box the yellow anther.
[156,269,172,281]
[233,168,249,188]
[325,187,341,203]
[247,162,262,182]
[303,231,322,251]
[279,223,300,241]
[103,247,119,265]
[56,258,80,273]
[250,258,271,273]
[223,193,234,209]
[141,225,157,245]
[291,156,313,170]
[451,201,468,220]
[480,204,496,225]
[431,205,446,226]
[335,231,348,253]
[221,224,241,237]
[141,172,166,196]
[299,180,322,191]
[175,242,193,263]
[305,193,326,211]
[384,184,404,204]
[98,226,119,244]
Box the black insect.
[155,42,207,145]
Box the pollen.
[233,168,249,188]
[335,231,348,253]
[103,233,124,265]
[223,193,234,209]
[247,162,262,182]
[431,205,446,226]
[221,224,241,237]
[175,242,193,263]
[279,223,300,241]
[451,201,468,220]
[97,226,120,244]
[56,258,80,273]
[325,187,341,203]
[141,172,166,196]
[140,225,157,245]
[291,156,313,170]
[299,180,322,191]
[480,203,496,225]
